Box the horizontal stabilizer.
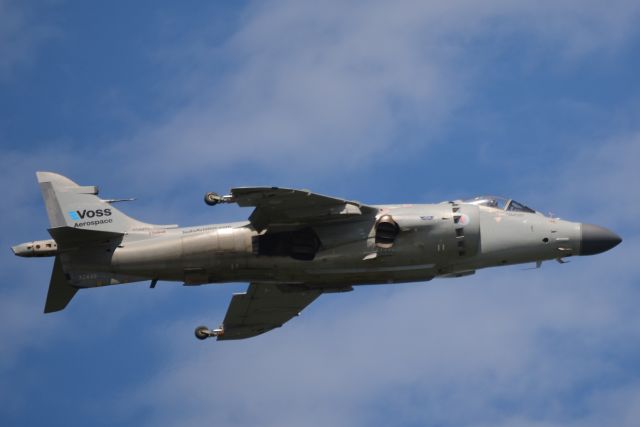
[44,256,78,313]
[48,226,123,247]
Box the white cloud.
[0,267,67,371]
[113,0,640,186]
[559,133,640,229]
[120,257,640,427]
[0,0,55,80]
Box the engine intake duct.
[375,215,400,248]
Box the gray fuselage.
[96,202,583,289]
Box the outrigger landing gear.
[204,192,235,206]
[194,325,224,340]
[204,192,221,206]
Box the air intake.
[375,215,400,248]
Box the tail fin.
[37,172,154,312]
[37,171,151,232]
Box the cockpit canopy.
[465,196,536,213]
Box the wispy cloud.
[558,133,640,228]
[121,256,640,427]
[0,0,56,81]
[114,0,640,185]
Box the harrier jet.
[13,172,621,341]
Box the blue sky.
[2,1,640,426]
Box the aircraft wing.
[231,187,377,231]
[217,282,322,340]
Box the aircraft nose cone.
[579,223,622,255]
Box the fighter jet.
[13,172,621,341]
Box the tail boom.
[15,172,163,313]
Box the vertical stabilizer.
[27,173,160,312]
[36,171,151,233]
